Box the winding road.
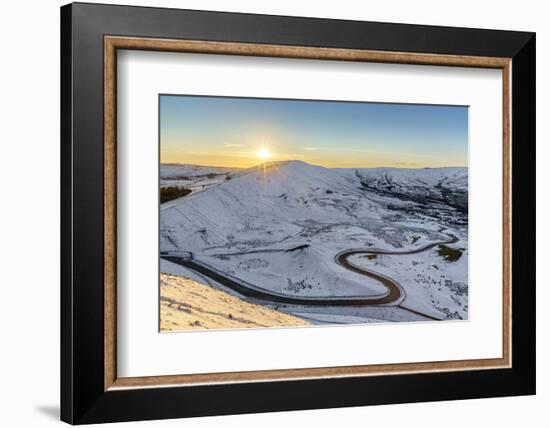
[335,233,458,305]
[162,234,458,320]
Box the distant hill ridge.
[160,160,467,254]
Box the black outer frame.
[60,2,536,424]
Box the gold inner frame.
[104,35,512,391]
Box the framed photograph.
[61,2,536,424]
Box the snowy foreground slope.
[160,272,308,331]
[160,161,468,325]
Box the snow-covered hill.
[160,161,469,323]
[161,163,241,180]
[344,167,468,211]
[160,163,241,195]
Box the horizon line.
[161,160,468,170]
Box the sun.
[256,147,271,159]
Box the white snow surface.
[160,163,241,195]
[337,167,468,209]
[160,163,241,179]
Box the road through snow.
[162,234,458,321]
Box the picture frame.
[61,2,535,424]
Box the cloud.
[302,146,338,151]
[223,143,247,148]
[303,146,378,153]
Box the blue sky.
[160,94,468,168]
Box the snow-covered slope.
[339,167,468,211]
[160,160,468,322]
[161,160,379,253]
[161,163,240,180]
[160,272,309,331]
[160,163,242,195]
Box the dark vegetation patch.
[362,254,378,260]
[437,245,463,262]
[161,186,192,203]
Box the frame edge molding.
[61,4,535,423]
[103,35,512,390]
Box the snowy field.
[160,160,468,326]
[160,164,240,196]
